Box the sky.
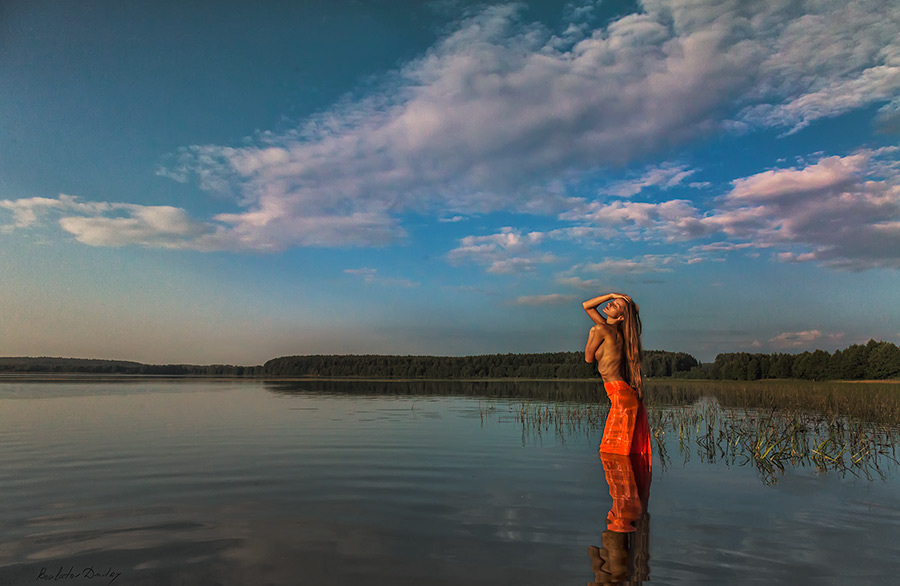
[2,0,899,365]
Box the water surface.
[1,379,898,585]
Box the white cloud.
[545,225,619,242]
[149,0,899,251]
[769,330,845,348]
[605,163,697,197]
[446,227,555,274]
[510,293,577,306]
[726,154,866,202]
[0,194,111,230]
[7,1,899,255]
[738,64,900,135]
[0,194,221,250]
[689,241,762,253]
[560,199,712,242]
[344,267,418,288]
[550,253,696,289]
[344,268,377,279]
[579,254,679,275]
[732,1,900,134]
[703,150,900,269]
[555,275,608,291]
[59,206,214,249]
[550,257,684,291]
[556,148,900,270]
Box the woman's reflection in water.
[588,452,651,585]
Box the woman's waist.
[603,379,636,393]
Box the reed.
[480,394,900,484]
[655,401,899,483]
[645,379,900,425]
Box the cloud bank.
[2,0,897,269]
[555,148,900,271]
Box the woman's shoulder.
[593,322,617,335]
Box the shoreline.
[0,373,897,384]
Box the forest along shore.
[1,340,899,381]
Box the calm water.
[1,379,898,585]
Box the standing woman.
[583,293,651,457]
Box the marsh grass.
[647,400,899,483]
[480,380,900,484]
[270,377,900,483]
[646,379,900,425]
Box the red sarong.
[600,380,652,459]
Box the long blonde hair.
[620,300,644,399]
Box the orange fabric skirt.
[600,380,652,458]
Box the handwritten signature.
[36,566,121,585]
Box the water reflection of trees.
[266,378,900,424]
[264,378,604,402]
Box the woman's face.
[605,298,627,319]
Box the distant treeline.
[0,357,263,376]
[262,350,699,379]
[2,340,899,381]
[683,340,900,381]
[0,351,698,379]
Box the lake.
[2,378,899,585]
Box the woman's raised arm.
[582,293,631,325]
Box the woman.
[583,293,651,457]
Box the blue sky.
[2,0,899,365]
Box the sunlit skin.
[583,293,633,383]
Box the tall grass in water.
[647,400,898,484]
[480,400,609,446]
[646,379,900,425]
[482,380,900,484]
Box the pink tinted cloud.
[447,227,555,275]
[769,330,845,348]
[557,148,900,270]
[706,151,900,268]
[511,293,577,306]
[604,163,697,198]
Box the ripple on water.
[2,381,899,586]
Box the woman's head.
[603,298,628,321]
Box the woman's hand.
[584,292,630,309]
[610,293,632,304]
